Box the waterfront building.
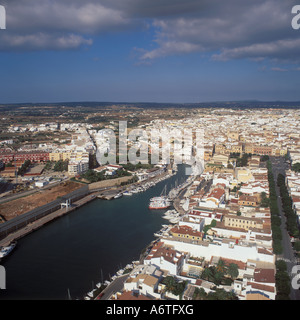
[144,241,185,276]
[123,264,164,300]
[198,187,226,208]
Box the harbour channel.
[0,164,189,300]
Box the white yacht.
[0,241,17,259]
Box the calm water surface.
[0,165,188,300]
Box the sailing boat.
[67,288,72,300]
[149,185,171,210]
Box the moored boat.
[148,199,171,210]
[0,241,17,260]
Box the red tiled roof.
[247,282,275,293]
[254,268,275,284]
[207,188,225,200]
[170,225,203,238]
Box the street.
[270,156,300,300]
[95,274,130,300]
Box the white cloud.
[1,32,92,50]
[212,38,300,62]
[0,0,130,50]
[271,67,289,72]
[137,0,300,64]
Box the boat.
[162,209,179,220]
[149,185,172,210]
[123,191,132,196]
[116,269,124,276]
[114,193,122,199]
[169,217,180,224]
[87,290,96,298]
[0,241,17,260]
[149,199,171,210]
[154,225,170,237]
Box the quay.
[0,193,97,247]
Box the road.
[0,177,69,205]
[270,156,300,300]
[95,274,130,300]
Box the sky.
[0,0,300,104]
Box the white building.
[144,241,185,276]
[161,237,275,264]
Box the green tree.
[260,192,270,208]
[227,263,239,280]
[203,219,217,235]
[216,259,226,274]
[275,260,287,272]
[53,160,68,172]
[162,276,177,293]
[292,162,300,173]
[201,267,214,282]
[193,287,207,300]
[275,271,291,298]
[293,241,300,252]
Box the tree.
[260,192,270,208]
[293,241,300,252]
[216,259,226,274]
[260,155,269,162]
[162,276,177,293]
[89,154,99,169]
[227,263,239,280]
[275,271,291,298]
[276,260,287,272]
[207,288,238,300]
[17,160,31,175]
[213,270,224,285]
[292,162,300,173]
[201,267,214,282]
[203,219,217,235]
[193,287,207,300]
[53,160,68,172]
[162,276,186,297]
